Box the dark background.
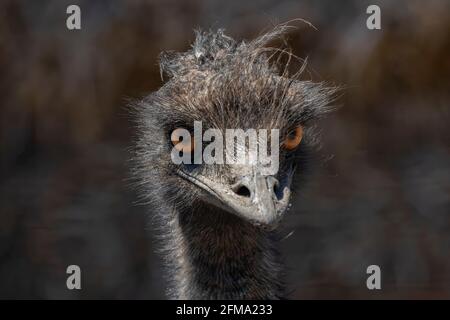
[0,0,449,299]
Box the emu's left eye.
[282,126,303,150]
[171,128,195,153]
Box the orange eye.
[171,128,195,153]
[283,126,303,150]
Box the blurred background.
[0,0,449,299]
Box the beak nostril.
[235,185,251,198]
[273,182,279,194]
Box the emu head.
[134,26,335,229]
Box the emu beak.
[176,167,293,228]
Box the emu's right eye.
[282,126,303,151]
[170,128,195,153]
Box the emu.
[132,25,336,299]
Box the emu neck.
[168,204,284,299]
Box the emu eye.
[170,128,195,153]
[282,126,303,150]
